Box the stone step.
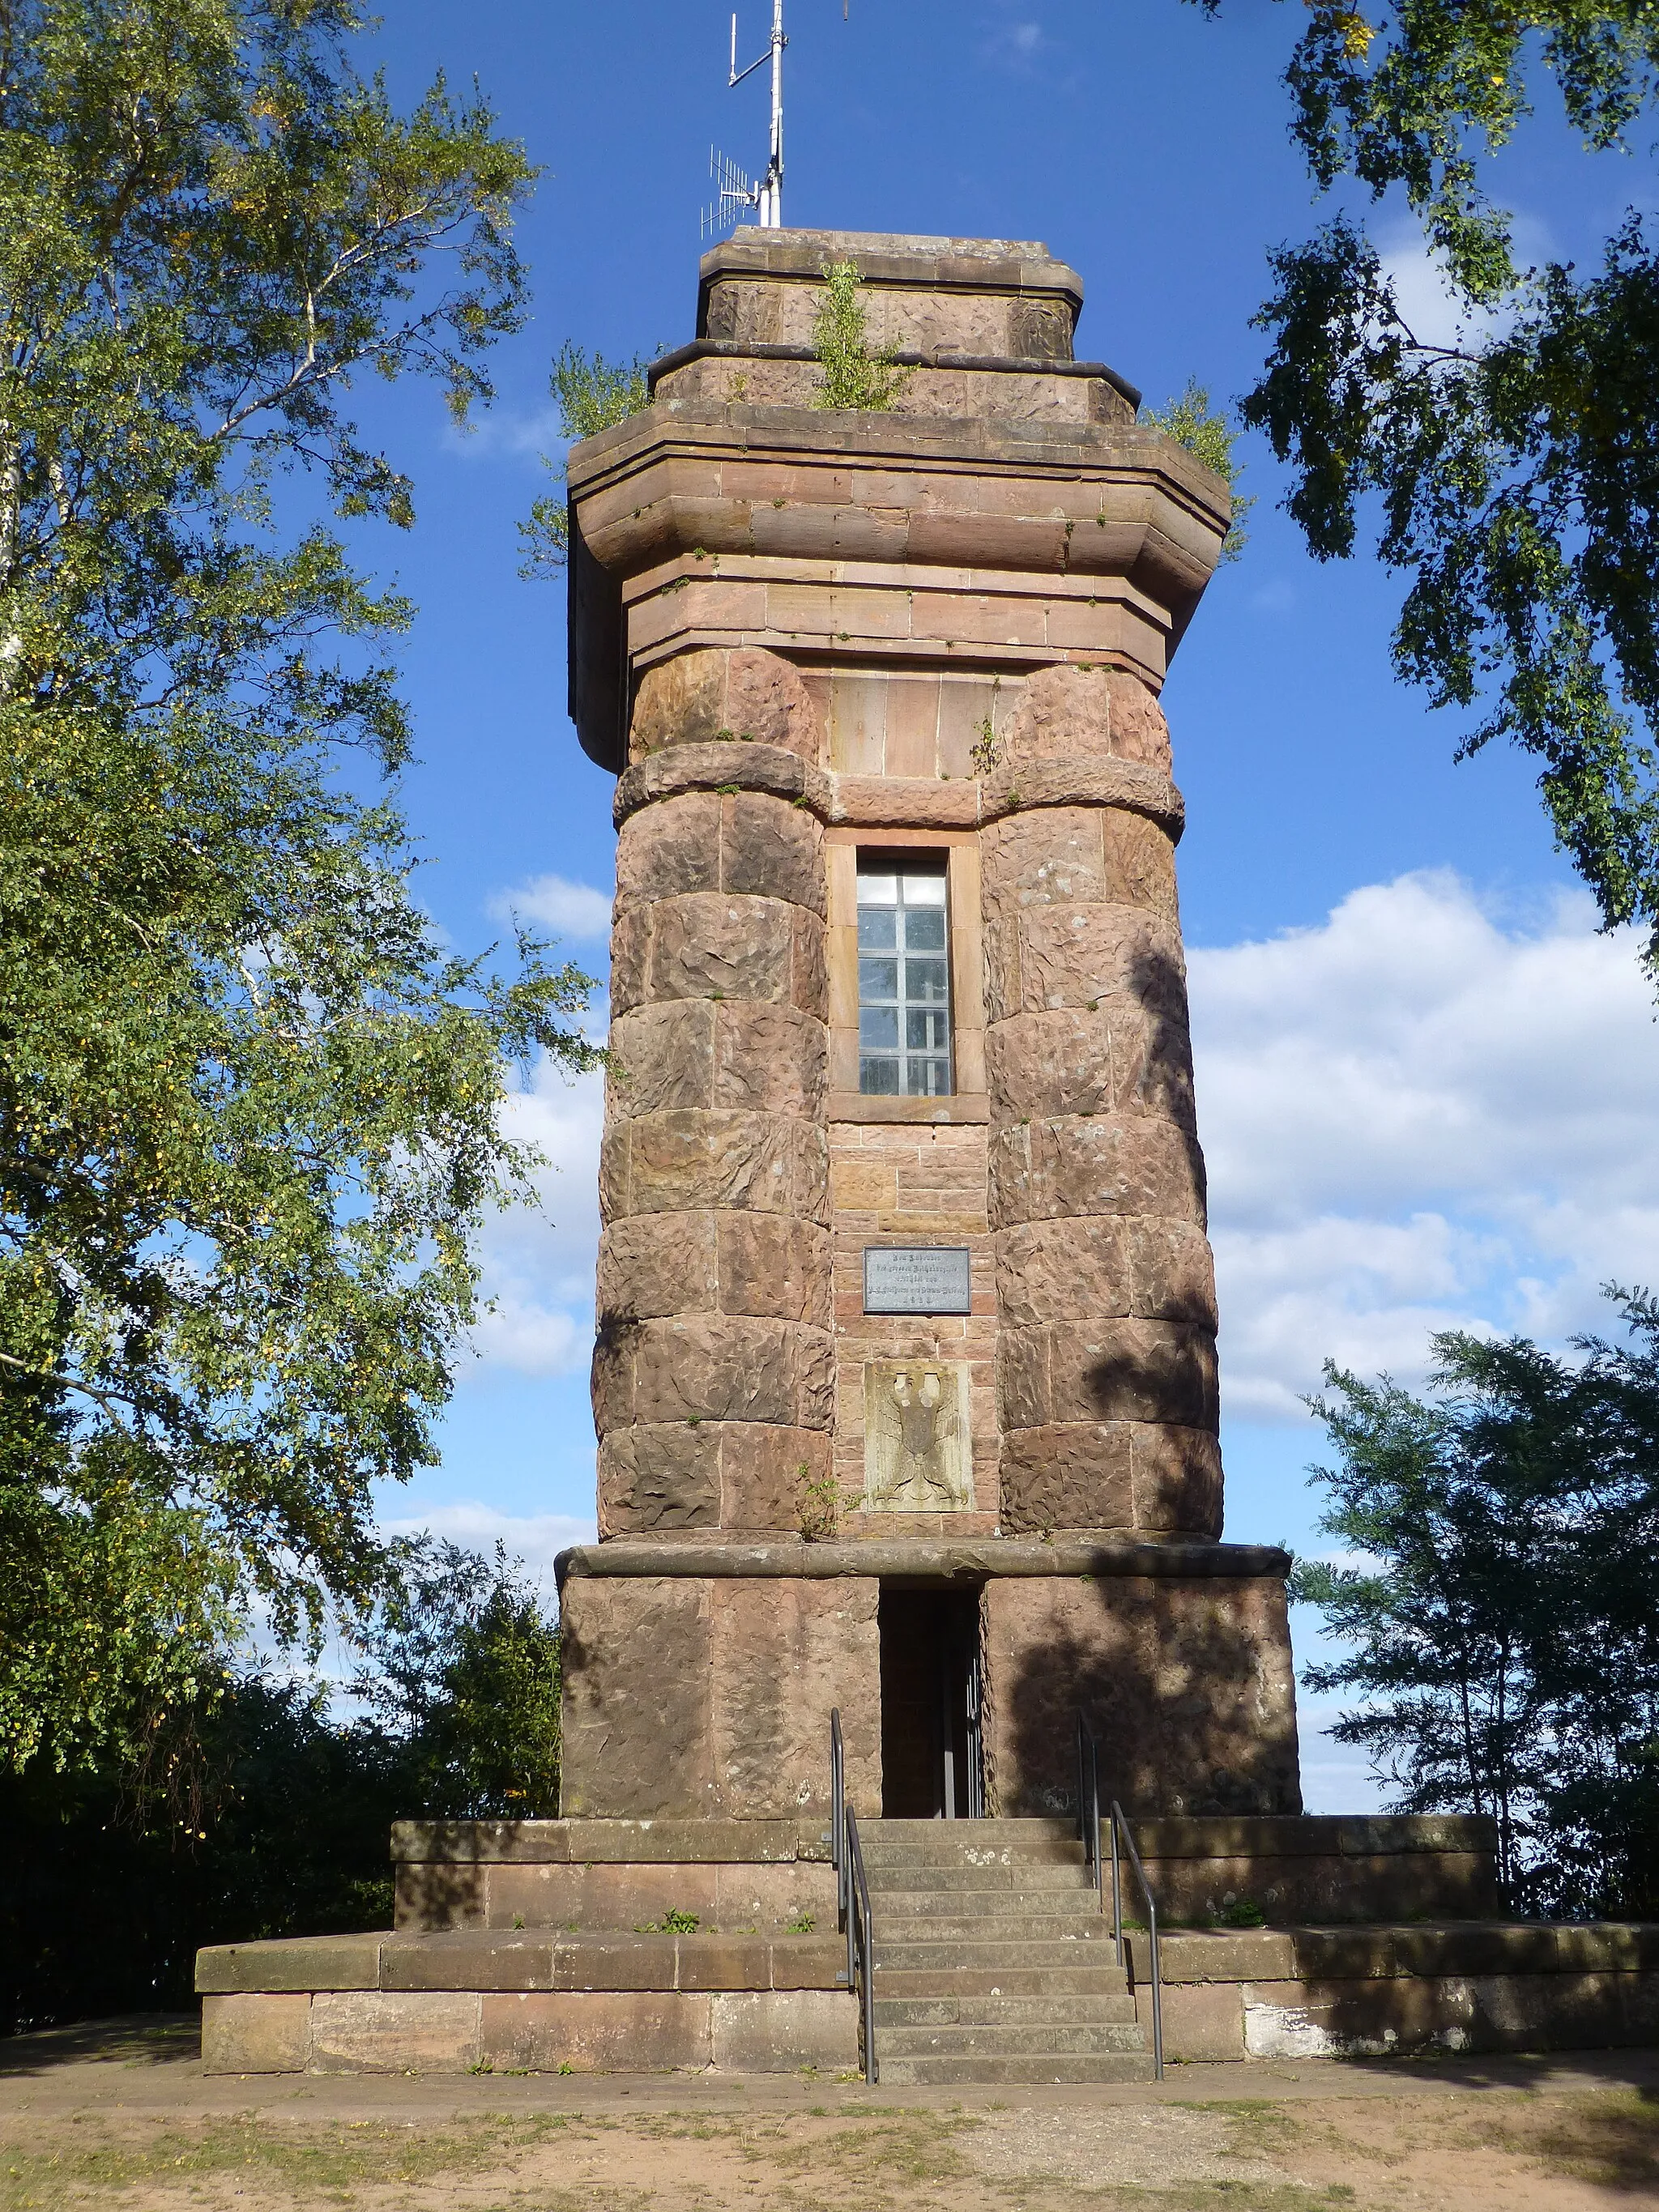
[862,1840,1085,1869]
[874,1967,1130,1998]
[878,2022,1148,2057]
[872,1938,1115,1971]
[876,2053,1155,2086]
[867,1890,1106,1918]
[873,1916,1111,1945]
[875,1995,1138,2027]
[864,1863,1096,1893]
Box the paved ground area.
[3,2017,1658,2210]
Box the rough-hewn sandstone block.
[621,1109,797,1216]
[1131,1422,1224,1535]
[1102,812,1179,918]
[201,1993,309,2074]
[996,1217,1130,1326]
[998,1319,1218,1432]
[986,1008,1113,1119]
[598,1213,719,1322]
[1014,904,1185,1016]
[1103,670,1173,773]
[710,1577,881,1815]
[630,649,728,756]
[998,1421,1133,1532]
[724,646,822,761]
[615,791,722,910]
[983,1575,1301,1819]
[721,791,825,912]
[716,1212,833,1325]
[629,646,822,765]
[607,1002,716,1118]
[989,1115,1206,1229]
[1124,1219,1218,1326]
[609,905,650,1016]
[560,1579,716,1817]
[1106,1000,1198,1128]
[597,1425,720,1533]
[719,1423,831,1528]
[710,1003,826,1118]
[1002,663,1114,767]
[647,892,796,1005]
[996,663,1172,776]
[627,1315,834,1429]
[559,1576,880,1819]
[791,906,830,1019]
[980,807,1107,914]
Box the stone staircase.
[861,1817,1154,2084]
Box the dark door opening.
[878,1587,984,1818]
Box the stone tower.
[559,232,1301,1826]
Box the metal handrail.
[845,1803,878,2083]
[829,1708,876,2083]
[1109,1796,1164,2081]
[1073,1712,1107,1914]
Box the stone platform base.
[198,1929,854,2076]
[1152,1924,1659,2061]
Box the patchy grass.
[1459,2085,1659,2190]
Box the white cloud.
[1191,871,1659,1420]
[468,1054,604,1377]
[488,872,613,943]
[382,1501,595,1596]
[1377,215,1550,352]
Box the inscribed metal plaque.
[863,1245,971,1315]
[863,1361,973,1513]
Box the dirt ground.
[4,2018,1659,2211]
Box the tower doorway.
[878,1587,984,1818]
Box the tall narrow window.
[857,859,952,1096]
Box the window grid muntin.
[857,865,952,1097]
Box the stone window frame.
[826,828,986,1123]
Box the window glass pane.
[857,858,953,1097]
[905,958,949,1004]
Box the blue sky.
[322,2,1659,1808]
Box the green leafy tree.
[1295,1292,1659,1914]
[0,0,598,1777]
[1143,378,1254,560]
[810,260,915,411]
[352,1535,561,1817]
[518,341,651,577]
[1189,1,1659,961]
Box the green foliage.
[810,261,915,411]
[0,0,598,1776]
[1187,0,1659,962]
[0,1538,562,2032]
[1294,1289,1659,1916]
[518,341,651,577]
[1142,379,1254,561]
[352,1536,561,1817]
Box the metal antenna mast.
[727,0,787,227]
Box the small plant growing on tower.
[1141,379,1255,562]
[969,715,1002,775]
[799,1463,842,1542]
[810,262,915,411]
